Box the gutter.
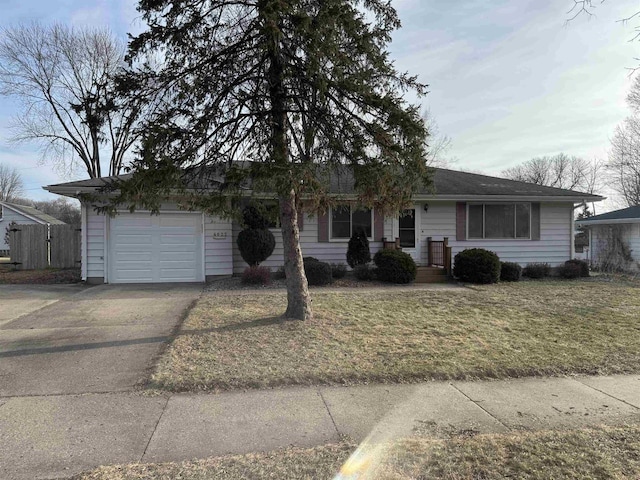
[576,218,640,226]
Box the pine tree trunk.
[262,2,312,320]
[280,191,313,320]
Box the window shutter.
[456,202,467,241]
[531,203,541,240]
[374,209,384,241]
[318,210,328,242]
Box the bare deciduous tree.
[423,109,453,168]
[0,23,144,178]
[0,164,23,201]
[609,116,640,206]
[502,153,603,192]
[606,71,640,207]
[567,1,640,66]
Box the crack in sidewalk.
[318,390,341,439]
[449,383,511,431]
[140,395,171,463]
[572,377,640,411]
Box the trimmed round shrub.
[500,262,522,282]
[565,259,590,277]
[453,248,500,284]
[237,205,276,266]
[353,263,377,281]
[346,231,371,268]
[303,257,333,286]
[331,263,347,279]
[303,256,320,264]
[373,249,417,284]
[523,262,551,279]
[558,262,582,279]
[236,228,276,266]
[241,265,271,285]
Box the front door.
[397,208,420,263]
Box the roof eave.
[576,218,640,226]
[45,184,606,204]
[413,194,605,203]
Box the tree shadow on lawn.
[180,315,292,335]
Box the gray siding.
[417,201,573,267]
[204,215,234,276]
[86,211,106,279]
[0,206,42,251]
[232,212,393,274]
[85,201,575,280]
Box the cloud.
[389,0,638,185]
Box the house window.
[468,203,531,239]
[330,205,372,239]
[398,209,416,248]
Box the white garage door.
[109,213,204,283]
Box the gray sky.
[0,0,638,207]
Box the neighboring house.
[576,205,640,271]
[44,168,604,284]
[0,201,66,255]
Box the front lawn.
[75,424,640,479]
[151,280,640,392]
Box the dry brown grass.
[151,280,640,392]
[75,424,640,479]
[0,266,81,284]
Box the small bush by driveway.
[151,280,640,392]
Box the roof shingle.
[44,167,604,200]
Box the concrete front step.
[415,266,449,284]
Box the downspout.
[571,209,576,260]
[81,202,88,281]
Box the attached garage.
[109,212,204,283]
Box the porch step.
[415,266,449,284]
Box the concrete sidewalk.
[1,374,639,479]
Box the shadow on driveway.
[0,315,289,358]
[0,283,202,396]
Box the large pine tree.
[111,0,431,320]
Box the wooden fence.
[8,224,81,270]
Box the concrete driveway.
[0,283,202,396]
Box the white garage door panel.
[116,216,153,227]
[160,235,196,245]
[116,269,154,281]
[159,252,196,262]
[109,213,203,283]
[113,234,154,245]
